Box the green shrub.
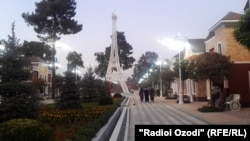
[58,72,81,110]
[113,93,123,98]
[0,118,54,141]
[98,96,113,105]
[73,104,119,141]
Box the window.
[217,43,222,54]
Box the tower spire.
[105,12,130,95]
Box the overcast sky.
[0,0,247,79]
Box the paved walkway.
[127,92,250,141]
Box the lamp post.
[156,60,166,97]
[174,33,189,104]
[178,47,183,104]
[158,33,189,104]
[159,33,190,104]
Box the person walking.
[139,87,144,102]
[149,87,155,102]
[144,87,150,102]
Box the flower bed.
[38,97,123,141]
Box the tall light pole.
[178,47,183,104]
[174,33,189,104]
[158,33,190,103]
[156,59,166,97]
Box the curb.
[92,96,130,141]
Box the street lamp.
[174,33,190,104]
[177,46,183,104]
[156,59,167,97]
[158,33,190,104]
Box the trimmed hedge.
[98,96,113,105]
[0,118,54,141]
[73,97,124,141]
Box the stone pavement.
[164,97,250,125]
[127,92,250,141]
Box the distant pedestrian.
[149,87,155,102]
[139,87,144,102]
[144,87,150,102]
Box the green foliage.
[0,23,31,83]
[81,68,99,102]
[132,51,159,83]
[0,89,38,122]
[58,72,81,110]
[22,0,83,99]
[80,68,111,102]
[234,9,250,50]
[188,52,233,83]
[94,31,135,78]
[22,0,82,42]
[55,74,65,88]
[173,59,191,80]
[0,118,54,141]
[20,41,52,62]
[73,100,122,141]
[37,98,123,140]
[161,70,176,91]
[0,23,38,122]
[98,96,113,106]
[66,51,84,70]
[38,105,110,125]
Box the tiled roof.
[206,32,215,40]
[244,0,250,11]
[172,39,206,59]
[187,39,206,52]
[207,11,242,39]
[220,11,242,21]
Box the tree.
[188,52,233,83]
[161,69,176,95]
[80,67,110,102]
[66,51,84,72]
[58,71,81,110]
[0,22,38,122]
[132,51,159,84]
[94,52,108,78]
[233,9,250,51]
[80,67,97,102]
[188,53,233,107]
[20,41,52,62]
[94,31,135,78]
[22,0,83,99]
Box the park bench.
[225,94,241,111]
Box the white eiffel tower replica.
[105,12,130,95]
